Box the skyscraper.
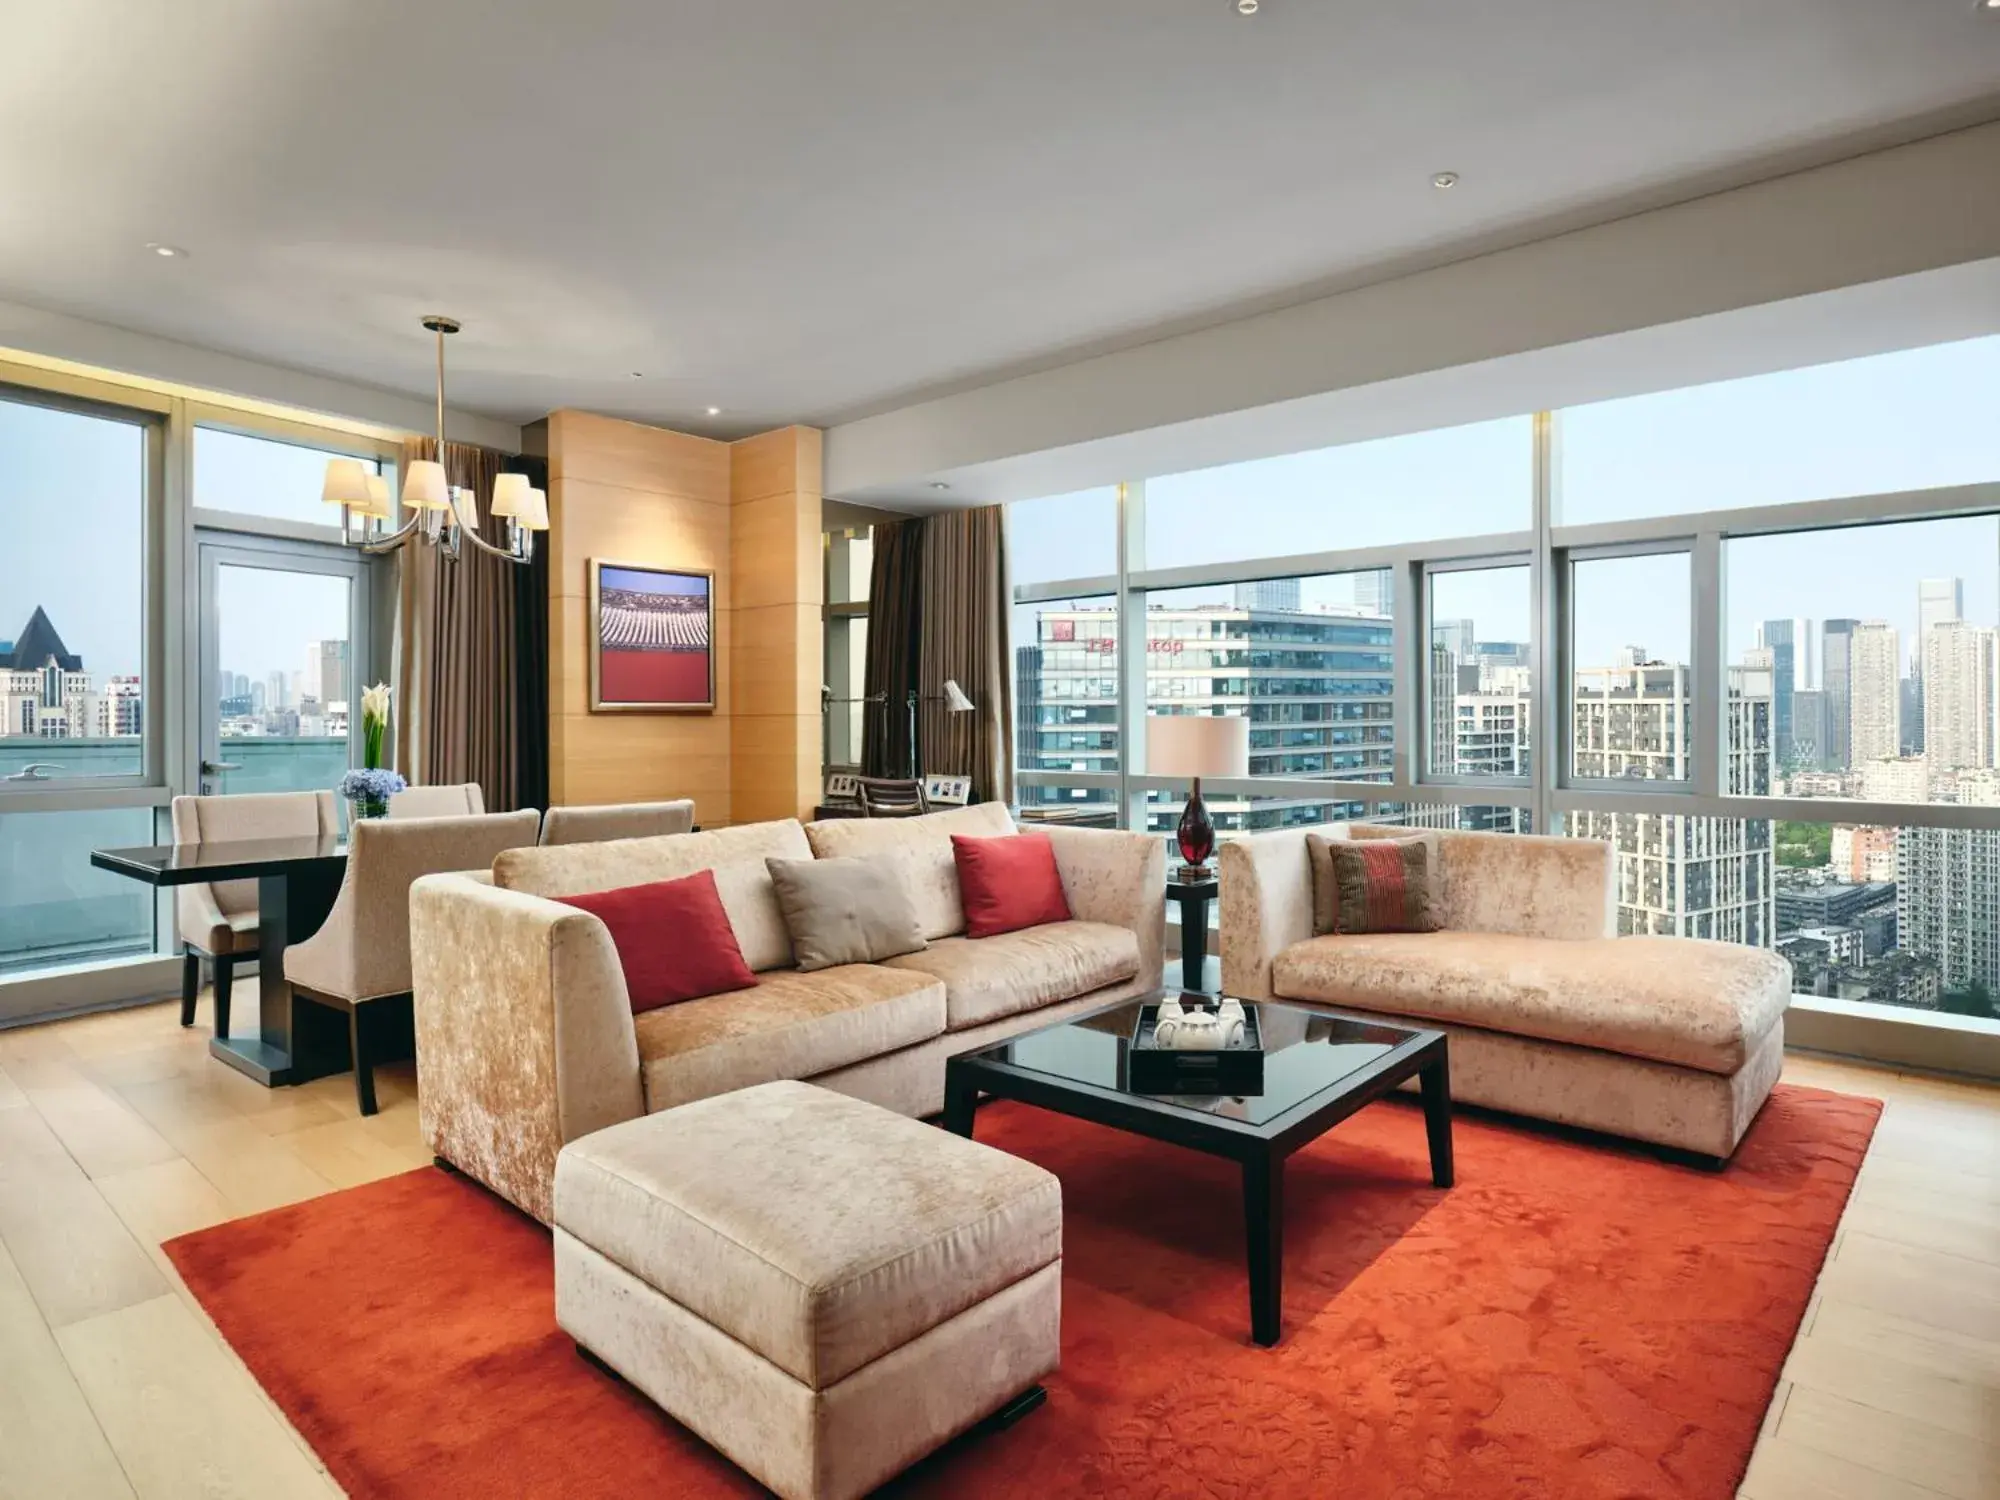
[1922,620,1997,770]
[1569,656,1773,944]
[1897,769,2000,995]
[1232,579,1301,612]
[1918,577,1964,641]
[1821,619,1858,769]
[1759,619,1798,767]
[1848,621,1901,766]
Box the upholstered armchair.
[388,782,486,817]
[284,808,538,1114]
[539,799,695,845]
[170,790,339,1034]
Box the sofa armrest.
[410,873,643,1223]
[1437,831,1616,940]
[1219,831,1315,1000]
[1041,825,1167,989]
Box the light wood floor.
[0,999,1994,1499]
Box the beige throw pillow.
[766,856,928,972]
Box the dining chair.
[857,777,930,818]
[537,799,696,845]
[388,782,486,818]
[282,808,540,1114]
[169,790,339,1036]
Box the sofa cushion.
[494,820,809,972]
[765,855,926,972]
[805,802,1016,940]
[1312,835,1438,935]
[552,1080,1062,1389]
[952,831,1070,938]
[1270,931,1791,1076]
[883,919,1140,1030]
[554,871,756,1014]
[633,964,945,1111]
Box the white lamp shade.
[402,459,452,512]
[489,472,530,518]
[942,678,974,712]
[452,485,479,530]
[321,458,373,507]
[1146,713,1249,778]
[521,487,550,531]
[360,474,393,519]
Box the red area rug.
[165,1085,1878,1499]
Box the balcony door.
[195,534,371,802]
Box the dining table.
[90,834,350,1089]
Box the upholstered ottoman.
[553,1080,1062,1500]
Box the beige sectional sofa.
[410,801,1165,1221]
[1221,824,1793,1163]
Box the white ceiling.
[2,0,1998,443]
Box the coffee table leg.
[1243,1152,1283,1347]
[942,1066,979,1138]
[1420,1055,1454,1189]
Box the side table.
[1166,874,1220,992]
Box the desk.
[91,836,348,1089]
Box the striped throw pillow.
[1328,837,1438,934]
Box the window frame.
[1007,389,2000,1070]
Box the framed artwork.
[588,560,716,713]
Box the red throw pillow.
[952,832,1071,939]
[554,869,756,1014]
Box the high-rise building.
[1569,654,1773,944]
[302,640,347,710]
[1759,620,1799,766]
[1017,598,1398,832]
[1790,689,1829,771]
[1431,617,1477,663]
[1848,621,1901,766]
[1859,756,1929,804]
[1821,618,1858,769]
[1232,579,1300,612]
[1918,577,1964,641]
[1921,620,1997,770]
[1896,768,2000,994]
[1350,570,1391,616]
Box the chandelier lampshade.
[318,316,538,565]
[402,459,452,512]
[321,458,374,508]
[521,487,549,531]
[489,472,530,518]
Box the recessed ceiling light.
[630,371,644,379]
[145,242,185,258]
[1235,0,1258,12]
[1431,171,1459,190]
[1979,0,2000,13]
[930,481,951,491]
[705,406,722,417]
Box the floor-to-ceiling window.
[1007,334,2000,1052]
[0,367,401,1024]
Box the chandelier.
[319,315,546,564]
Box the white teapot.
[1154,996,1245,1051]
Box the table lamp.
[1146,713,1250,879]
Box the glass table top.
[964,995,1429,1127]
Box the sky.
[1008,335,2000,674]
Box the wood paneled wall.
[538,410,823,827]
[729,426,823,825]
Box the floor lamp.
[910,679,975,781]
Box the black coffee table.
[943,992,1451,1347]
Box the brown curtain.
[917,506,1012,804]
[390,438,527,810]
[861,518,925,779]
